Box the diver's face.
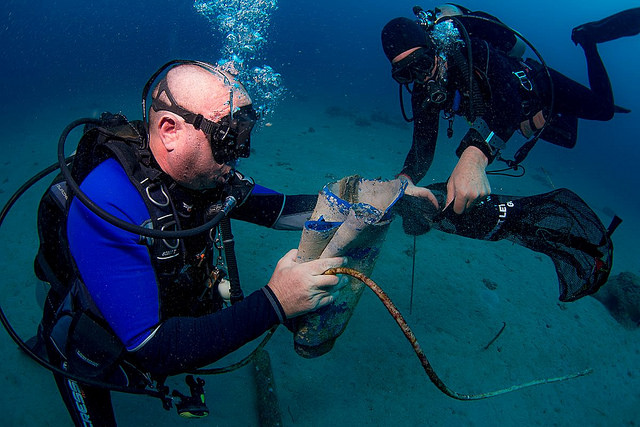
[187,103,258,189]
[391,47,437,85]
[171,117,234,190]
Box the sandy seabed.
[1,95,638,426]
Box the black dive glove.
[394,193,440,236]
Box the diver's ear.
[157,114,181,151]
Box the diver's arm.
[396,101,441,207]
[132,287,284,376]
[134,249,344,375]
[231,184,316,230]
[133,249,344,376]
[398,105,439,184]
[446,127,494,213]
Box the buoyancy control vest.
[428,9,576,166]
[35,113,254,367]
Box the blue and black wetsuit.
[49,156,316,426]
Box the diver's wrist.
[396,173,414,184]
[460,145,489,167]
[456,134,495,164]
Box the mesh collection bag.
[400,184,616,302]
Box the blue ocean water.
[2,0,639,191]
[1,1,639,425]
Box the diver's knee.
[593,104,615,121]
[600,106,615,121]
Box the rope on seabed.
[323,267,593,400]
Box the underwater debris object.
[483,322,506,350]
[592,272,640,329]
[482,278,498,290]
[292,176,405,358]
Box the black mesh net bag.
[399,184,618,302]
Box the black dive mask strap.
[151,79,222,136]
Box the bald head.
[150,64,252,125]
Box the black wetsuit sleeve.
[399,95,440,184]
[131,287,285,376]
[231,191,317,229]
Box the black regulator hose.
[448,15,476,122]
[219,217,245,304]
[0,161,60,358]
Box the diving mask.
[391,49,436,85]
[392,49,448,104]
[205,104,257,164]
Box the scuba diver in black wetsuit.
[381,4,640,214]
[26,61,345,426]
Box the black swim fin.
[572,7,640,46]
[614,105,632,114]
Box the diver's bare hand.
[446,146,490,214]
[400,175,439,209]
[267,249,345,318]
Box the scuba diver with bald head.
[381,5,640,214]
[29,61,345,426]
